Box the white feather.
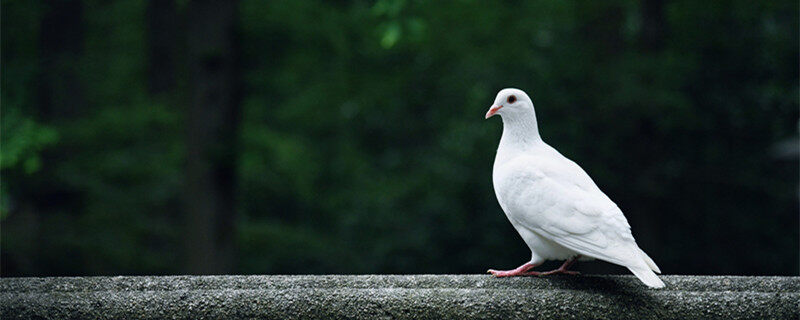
[488,88,664,288]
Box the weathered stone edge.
[1,275,798,320]
[2,274,798,293]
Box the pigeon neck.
[500,113,542,149]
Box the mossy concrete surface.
[2,275,798,319]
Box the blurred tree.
[640,0,667,52]
[183,0,242,274]
[3,0,86,276]
[38,0,85,119]
[1,0,797,277]
[145,0,179,95]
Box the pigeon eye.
[507,95,517,104]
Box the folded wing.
[500,156,664,287]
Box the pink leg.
[487,262,543,277]
[538,256,581,276]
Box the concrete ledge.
[2,275,798,319]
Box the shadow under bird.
[484,88,664,288]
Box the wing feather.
[499,155,644,269]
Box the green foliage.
[1,0,797,276]
[0,112,58,220]
[0,111,58,174]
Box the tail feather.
[628,265,665,288]
[638,248,661,274]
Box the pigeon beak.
[485,105,502,119]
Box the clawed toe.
[539,269,580,276]
[487,269,502,277]
[487,268,541,277]
[487,262,543,277]
[488,269,510,277]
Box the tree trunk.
[183,0,242,274]
[145,0,179,95]
[18,0,86,275]
[639,0,667,52]
[38,0,85,119]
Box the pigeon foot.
[487,262,542,277]
[538,269,581,276]
[537,256,580,276]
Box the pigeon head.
[484,88,534,120]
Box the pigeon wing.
[499,156,644,269]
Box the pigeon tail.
[627,265,665,288]
[638,248,661,274]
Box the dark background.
[2,0,798,277]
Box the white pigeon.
[484,88,664,288]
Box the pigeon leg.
[538,256,581,276]
[487,262,542,277]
